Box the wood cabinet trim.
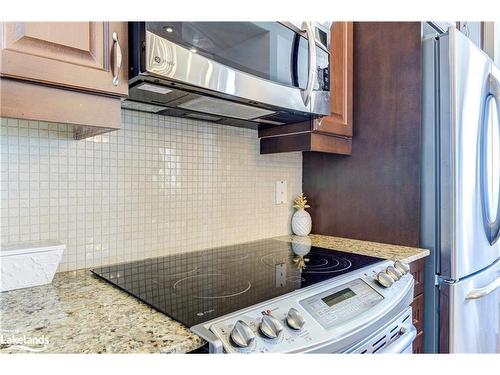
[313,22,353,137]
[260,132,352,155]
[0,78,121,131]
[258,121,312,138]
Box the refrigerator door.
[440,258,500,352]
[439,28,500,280]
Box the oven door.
[143,22,330,116]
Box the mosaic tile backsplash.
[0,110,302,271]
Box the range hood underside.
[124,77,317,130]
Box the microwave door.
[147,22,302,90]
[144,22,323,115]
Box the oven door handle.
[378,324,417,354]
[301,21,317,107]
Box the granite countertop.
[0,234,428,354]
[0,270,205,354]
[277,234,429,264]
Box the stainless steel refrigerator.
[422,26,500,353]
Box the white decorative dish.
[1,241,65,292]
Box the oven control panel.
[191,260,415,353]
[300,278,384,329]
[209,306,316,353]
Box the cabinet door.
[313,22,353,137]
[0,22,127,96]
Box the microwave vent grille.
[177,96,275,120]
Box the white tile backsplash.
[0,110,302,271]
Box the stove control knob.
[286,308,305,330]
[386,265,403,281]
[230,320,256,348]
[394,260,410,275]
[260,313,284,339]
[377,271,395,288]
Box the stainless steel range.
[91,238,415,353]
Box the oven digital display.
[321,288,356,307]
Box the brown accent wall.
[303,22,422,247]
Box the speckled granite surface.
[276,234,429,264]
[0,270,205,354]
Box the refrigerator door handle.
[481,74,500,245]
[465,276,500,300]
[490,74,500,244]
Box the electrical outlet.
[275,181,287,204]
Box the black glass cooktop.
[91,238,383,327]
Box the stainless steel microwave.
[125,22,331,128]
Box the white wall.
[0,110,302,271]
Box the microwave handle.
[301,21,317,107]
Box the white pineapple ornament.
[291,193,312,236]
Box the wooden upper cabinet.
[0,22,128,96]
[313,22,353,137]
[0,22,128,139]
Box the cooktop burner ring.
[173,273,252,299]
[306,257,338,268]
[149,265,200,281]
[303,257,352,274]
